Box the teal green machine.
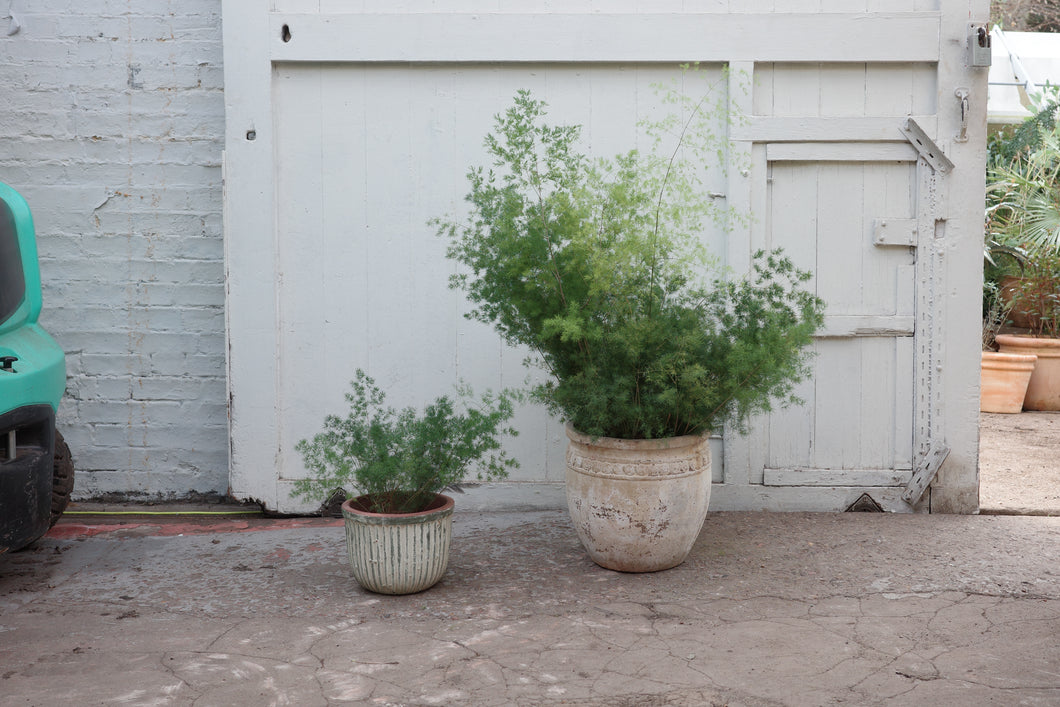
[0,182,73,553]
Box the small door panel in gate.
[758,158,916,483]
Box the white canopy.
[989,27,1060,125]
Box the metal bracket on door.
[954,88,970,143]
[902,441,950,506]
[873,218,918,247]
[900,118,955,174]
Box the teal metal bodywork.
[0,182,67,553]
[0,182,65,414]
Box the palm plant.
[986,102,1060,339]
[988,126,1060,253]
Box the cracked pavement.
[1,509,1059,705]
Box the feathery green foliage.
[987,95,1059,170]
[435,85,825,440]
[294,370,519,513]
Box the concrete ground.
[2,506,1059,706]
[980,411,1060,516]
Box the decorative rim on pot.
[995,334,1060,358]
[981,351,1038,368]
[565,423,709,451]
[341,493,454,524]
[565,423,710,481]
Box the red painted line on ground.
[46,517,344,540]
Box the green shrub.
[1006,252,1060,339]
[294,370,519,513]
[436,88,825,440]
[986,98,1060,340]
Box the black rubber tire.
[50,429,74,527]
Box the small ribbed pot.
[565,425,711,573]
[341,493,454,595]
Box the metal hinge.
[900,119,954,174]
[902,441,950,506]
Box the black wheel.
[50,429,74,527]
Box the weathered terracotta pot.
[341,493,454,594]
[980,351,1037,413]
[996,334,1060,411]
[565,425,711,573]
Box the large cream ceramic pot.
[565,425,711,573]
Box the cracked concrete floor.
[1,510,1059,706]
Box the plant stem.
[647,75,724,319]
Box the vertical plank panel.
[894,336,916,465]
[723,61,757,485]
[737,144,771,487]
[911,62,938,117]
[273,66,327,476]
[767,364,817,469]
[821,0,865,9]
[818,64,867,116]
[319,67,370,383]
[684,0,729,9]
[764,161,818,471]
[812,162,864,468]
[408,67,471,387]
[785,0,823,11]
[865,64,914,115]
[752,63,774,117]
[814,163,864,315]
[449,67,508,390]
[858,336,897,468]
[862,162,916,317]
[730,0,776,11]
[362,68,418,396]
[278,0,326,12]
[813,340,861,468]
[770,64,820,116]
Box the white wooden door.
[720,63,934,512]
[223,2,987,513]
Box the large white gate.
[223,2,987,514]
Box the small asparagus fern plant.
[294,370,519,514]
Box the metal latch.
[970,24,992,67]
[955,88,970,143]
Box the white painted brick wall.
[1,1,228,499]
